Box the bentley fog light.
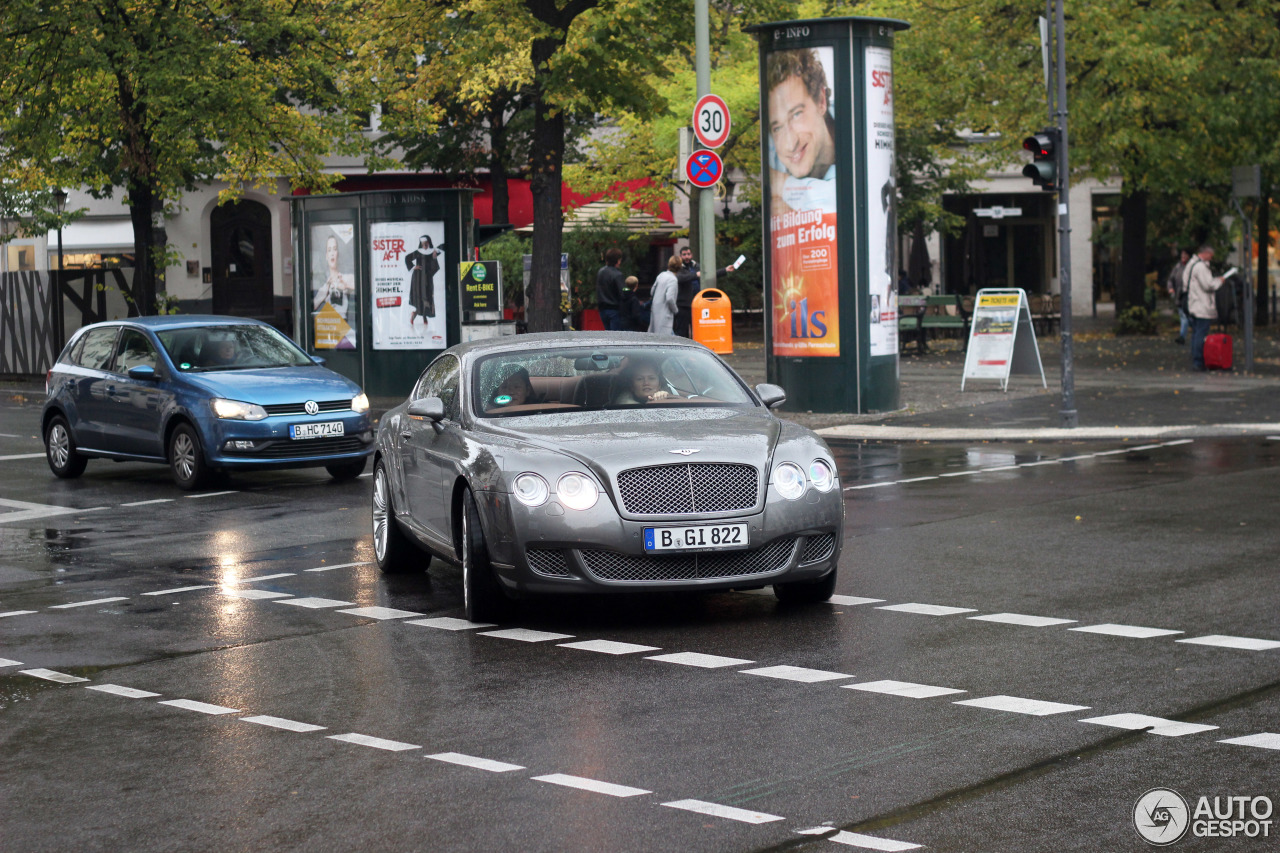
[212,398,268,421]
[809,459,836,492]
[513,473,549,507]
[557,472,599,511]
[772,462,807,500]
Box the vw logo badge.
[669,448,701,456]
[304,400,319,415]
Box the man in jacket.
[1184,244,1223,371]
[595,248,625,331]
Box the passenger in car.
[486,365,543,410]
[613,358,674,404]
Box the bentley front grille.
[615,463,758,515]
[579,537,797,582]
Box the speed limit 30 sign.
[693,94,731,148]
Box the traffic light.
[1022,129,1060,191]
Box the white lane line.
[0,498,108,523]
[185,491,237,499]
[897,476,941,483]
[0,432,23,437]
[1176,635,1280,651]
[222,589,292,600]
[845,680,966,699]
[954,695,1090,716]
[661,799,784,824]
[531,773,651,798]
[242,715,326,733]
[1218,733,1280,751]
[479,628,575,642]
[1078,713,1218,738]
[939,470,982,476]
[275,597,356,609]
[427,752,525,773]
[0,611,36,618]
[739,665,854,683]
[48,597,129,609]
[968,613,1078,628]
[876,603,978,617]
[0,453,47,461]
[557,639,661,655]
[0,657,22,667]
[142,586,214,596]
[825,829,922,851]
[645,652,755,669]
[303,561,371,572]
[120,498,175,506]
[226,573,296,584]
[20,668,89,683]
[158,699,241,715]
[843,481,895,491]
[406,617,497,631]
[1070,623,1183,639]
[327,733,420,751]
[337,606,423,620]
[829,595,885,606]
[86,684,160,699]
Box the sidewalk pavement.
[7,316,1279,442]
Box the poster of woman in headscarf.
[370,221,447,350]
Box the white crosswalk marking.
[1176,635,1280,651]
[557,640,661,655]
[645,652,755,668]
[158,699,240,715]
[955,695,1090,716]
[846,680,966,699]
[327,733,420,751]
[969,613,1077,627]
[1070,624,1183,639]
[877,603,978,617]
[86,684,160,699]
[1078,713,1218,737]
[427,752,524,773]
[661,799,783,824]
[739,665,854,683]
[532,774,650,798]
[20,668,88,684]
[242,715,326,733]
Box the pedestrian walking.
[1166,248,1191,344]
[595,247,625,331]
[1184,244,1224,371]
[648,256,680,335]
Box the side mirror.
[311,355,326,366]
[755,383,787,409]
[127,365,158,381]
[407,396,446,422]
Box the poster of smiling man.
[766,45,840,357]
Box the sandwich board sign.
[961,288,1047,391]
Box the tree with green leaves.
[0,0,369,313]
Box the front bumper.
[202,412,375,467]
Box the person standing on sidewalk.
[649,255,681,335]
[595,248,625,331]
[1184,244,1223,371]
[1166,248,1191,344]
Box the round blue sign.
[685,150,724,188]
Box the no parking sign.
[685,150,724,188]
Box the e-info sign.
[961,288,1046,391]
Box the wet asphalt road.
[1,397,1278,852]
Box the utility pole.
[1049,0,1076,428]
[695,0,716,289]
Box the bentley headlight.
[212,398,268,421]
[809,459,836,492]
[351,393,370,413]
[557,472,599,511]
[513,473,550,507]
[772,462,806,500]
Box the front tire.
[168,423,211,491]
[460,488,513,623]
[373,460,421,574]
[45,416,87,479]
[774,568,838,604]
[326,458,368,481]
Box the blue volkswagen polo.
[42,316,374,489]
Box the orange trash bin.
[692,288,733,354]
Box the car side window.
[416,356,460,420]
[75,327,120,371]
[113,330,159,373]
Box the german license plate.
[290,421,344,440]
[644,523,749,552]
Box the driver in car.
[204,333,244,367]
[613,358,675,404]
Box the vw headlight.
[351,393,370,413]
[809,459,836,492]
[557,472,599,511]
[212,398,268,421]
[772,462,807,500]
[513,473,549,507]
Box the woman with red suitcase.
[1184,245,1226,371]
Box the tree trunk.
[127,179,156,317]
[488,101,511,226]
[1118,190,1148,313]
[1257,190,1270,327]
[525,37,566,333]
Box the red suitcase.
[1204,333,1233,370]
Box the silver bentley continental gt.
[371,332,843,622]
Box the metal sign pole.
[695,0,716,289]
[1053,0,1077,428]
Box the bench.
[1029,293,1060,335]
[899,293,970,354]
